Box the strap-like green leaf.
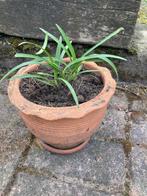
[56,24,76,59]
[10,73,46,80]
[15,53,59,71]
[55,36,63,66]
[55,36,62,58]
[101,57,118,79]
[78,69,99,75]
[83,27,124,56]
[15,53,47,61]
[40,28,71,58]
[58,78,79,107]
[99,54,127,61]
[34,78,55,86]
[52,57,66,66]
[64,55,98,71]
[60,40,72,59]
[19,41,51,60]
[0,60,42,82]
[10,74,55,86]
[35,72,54,78]
[64,54,118,78]
[36,34,49,55]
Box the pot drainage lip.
[39,139,90,155]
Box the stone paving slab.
[130,99,147,113]
[109,90,128,111]
[0,80,8,95]
[130,113,147,145]
[0,80,147,195]
[23,140,126,193]
[0,94,32,194]
[94,109,126,140]
[94,90,127,140]
[9,172,123,196]
[130,147,147,196]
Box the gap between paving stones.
[11,167,124,195]
[94,86,147,195]
[122,86,147,196]
[9,139,126,195]
[6,104,132,195]
[123,111,132,196]
[2,137,126,195]
[2,135,34,196]
[9,172,124,196]
[1,84,146,196]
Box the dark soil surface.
[20,69,103,107]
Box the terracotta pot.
[8,59,116,154]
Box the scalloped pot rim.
[8,60,116,121]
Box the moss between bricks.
[0,36,42,58]
[137,2,147,24]
[138,9,147,24]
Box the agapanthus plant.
[0,25,126,106]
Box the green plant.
[0,25,126,106]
